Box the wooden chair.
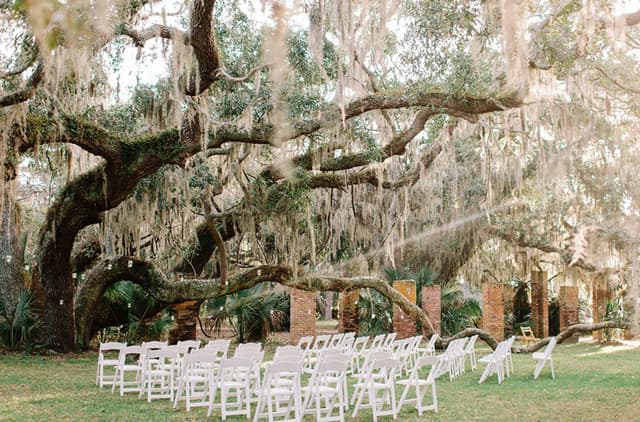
[520,326,538,344]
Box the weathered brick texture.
[592,274,612,341]
[289,288,316,345]
[421,285,441,334]
[393,280,416,339]
[482,282,504,341]
[559,286,579,343]
[531,271,549,338]
[338,289,360,334]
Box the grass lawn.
[1,342,638,421]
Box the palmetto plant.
[102,281,172,344]
[205,284,290,343]
[0,289,41,352]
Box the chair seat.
[532,352,546,359]
[100,359,119,366]
[119,364,142,371]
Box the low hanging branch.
[436,320,630,353]
[74,259,436,347]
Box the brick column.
[531,270,549,338]
[482,282,504,341]
[592,274,611,341]
[421,285,441,334]
[559,286,579,343]
[290,288,316,345]
[393,280,416,339]
[338,289,360,334]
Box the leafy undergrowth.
[0,342,638,421]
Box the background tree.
[0,0,638,352]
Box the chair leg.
[533,360,545,379]
[550,359,555,379]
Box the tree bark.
[0,179,25,318]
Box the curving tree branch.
[74,259,436,347]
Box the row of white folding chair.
[391,335,423,376]
[174,345,264,414]
[434,337,467,381]
[301,352,351,421]
[351,355,400,422]
[477,336,515,384]
[418,334,439,357]
[97,339,216,391]
[396,355,442,416]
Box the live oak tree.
[1,0,639,352]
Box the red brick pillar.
[290,288,316,345]
[393,280,416,339]
[338,289,360,334]
[592,274,611,341]
[421,285,441,334]
[559,286,579,343]
[482,282,504,341]
[531,271,549,338]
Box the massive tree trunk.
[0,179,25,319]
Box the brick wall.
[482,282,504,341]
[393,280,417,339]
[592,274,612,341]
[559,286,579,343]
[338,289,360,334]
[421,285,441,334]
[531,270,549,338]
[289,288,316,345]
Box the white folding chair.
[177,339,201,352]
[112,345,144,396]
[349,350,393,406]
[478,340,509,384]
[368,334,386,353]
[208,356,254,419]
[351,357,400,422]
[96,341,126,388]
[234,347,265,403]
[532,337,557,379]
[302,357,349,421]
[396,355,440,415]
[205,338,231,354]
[254,360,303,422]
[463,335,479,372]
[142,348,179,402]
[173,350,218,411]
[306,334,331,373]
[420,334,439,357]
[349,336,369,374]
[382,333,397,351]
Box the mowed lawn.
[1,342,639,421]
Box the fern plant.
[0,289,41,352]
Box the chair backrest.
[465,335,479,352]
[146,348,180,368]
[274,345,304,363]
[382,332,397,349]
[414,355,440,384]
[236,342,262,355]
[312,334,331,351]
[329,333,345,348]
[205,338,231,353]
[98,342,126,360]
[353,336,370,354]
[296,335,314,352]
[425,334,439,353]
[117,345,144,365]
[543,337,557,356]
[141,341,168,355]
[177,340,201,351]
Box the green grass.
[1,342,638,421]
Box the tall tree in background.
[0,0,639,351]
